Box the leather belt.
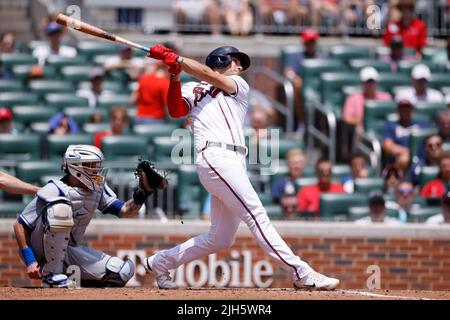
[197,141,248,156]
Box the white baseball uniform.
[154,75,313,281]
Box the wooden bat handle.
[55,13,150,54]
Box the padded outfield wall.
[0,219,449,290]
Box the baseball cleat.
[293,271,340,291]
[41,273,75,288]
[144,254,177,290]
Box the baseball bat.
[55,13,150,54]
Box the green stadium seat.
[177,164,207,219]
[64,107,108,126]
[132,123,178,143]
[0,79,23,92]
[259,192,275,206]
[331,164,351,180]
[377,73,410,95]
[348,59,392,72]
[422,47,445,61]
[428,73,450,91]
[93,54,116,66]
[364,100,397,136]
[29,122,50,134]
[165,117,188,128]
[279,45,303,72]
[107,70,129,83]
[0,134,40,161]
[329,46,370,63]
[97,94,133,109]
[82,123,110,135]
[375,46,416,58]
[408,206,441,222]
[77,41,119,60]
[348,206,369,221]
[0,201,26,218]
[255,138,303,159]
[296,177,318,189]
[29,80,73,98]
[152,136,192,164]
[409,128,438,159]
[16,161,62,185]
[0,92,39,106]
[78,81,125,93]
[265,204,284,219]
[301,59,343,92]
[320,72,360,112]
[44,93,89,109]
[419,166,439,188]
[180,72,197,84]
[319,192,368,219]
[415,102,447,119]
[60,66,93,83]
[27,40,48,52]
[101,135,148,161]
[46,134,94,160]
[45,56,87,70]
[0,53,36,72]
[12,105,58,126]
[398,60,440,75]
[11,64,57,80]
[353,178,384,194]
[443,142,450,153]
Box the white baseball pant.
[156,147,313,281]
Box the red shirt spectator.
[420,154,450,198]
[93,106,129,149]
[383,0,427,54]
[134,63,170,124]
[297,159,345,214]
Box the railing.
[247,66,295,133]
[353,131,383,175]
[306,101,337,163]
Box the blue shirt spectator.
[48,112,79,135]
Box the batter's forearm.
[0,171,39,195]
[118,199,142,218]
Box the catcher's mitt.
[134,160,168,193]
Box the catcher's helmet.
[62,145,107,192]
[205,46,250,71]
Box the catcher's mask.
[62,145,108,192]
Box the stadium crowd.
[1,0,450,225]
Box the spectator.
[221,0,253,36]
[76,68,113,108]
[342,153,369,193]
[354,190,401,225]
[173,0,222,35]
[0,32,16,54]
[48,112,79,135]
[420,153,450,199]
[88,112,105,124]
[32,22,77,66]
[436,109,450,143]
[280,188,300,220]
[382,92,428,173]
[260,0,308,27]
[297,159,345,215]
[104,45,145,81]
[0,107,17,134]
[425,191,450,224]
[408,134,443,186]
[94,107,129,149]
[283,28,325,126]
[342,67,392,132]
[0,60,12,79]
[383,0,427,58]
[396,64,444,104]
[0,171,39,195]
[383,164,404,196]
[386,180,419,222]
[133,62,170,125]
[249,106,271,141]
[309,0,340,29]
[379,35,416,73]
[271,148,306,202]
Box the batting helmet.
[205,46,250,71]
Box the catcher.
[13,144,167,288]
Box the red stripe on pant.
[202,152,301,280]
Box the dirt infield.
[0,287,449,300]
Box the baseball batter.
[143,45,340,290]
[12,145,159,288]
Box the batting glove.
[163,52,182,76]
[148,44,173,60]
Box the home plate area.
[0,287,449,300]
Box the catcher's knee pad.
[102,257,135,287]
[45,200,74,232]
